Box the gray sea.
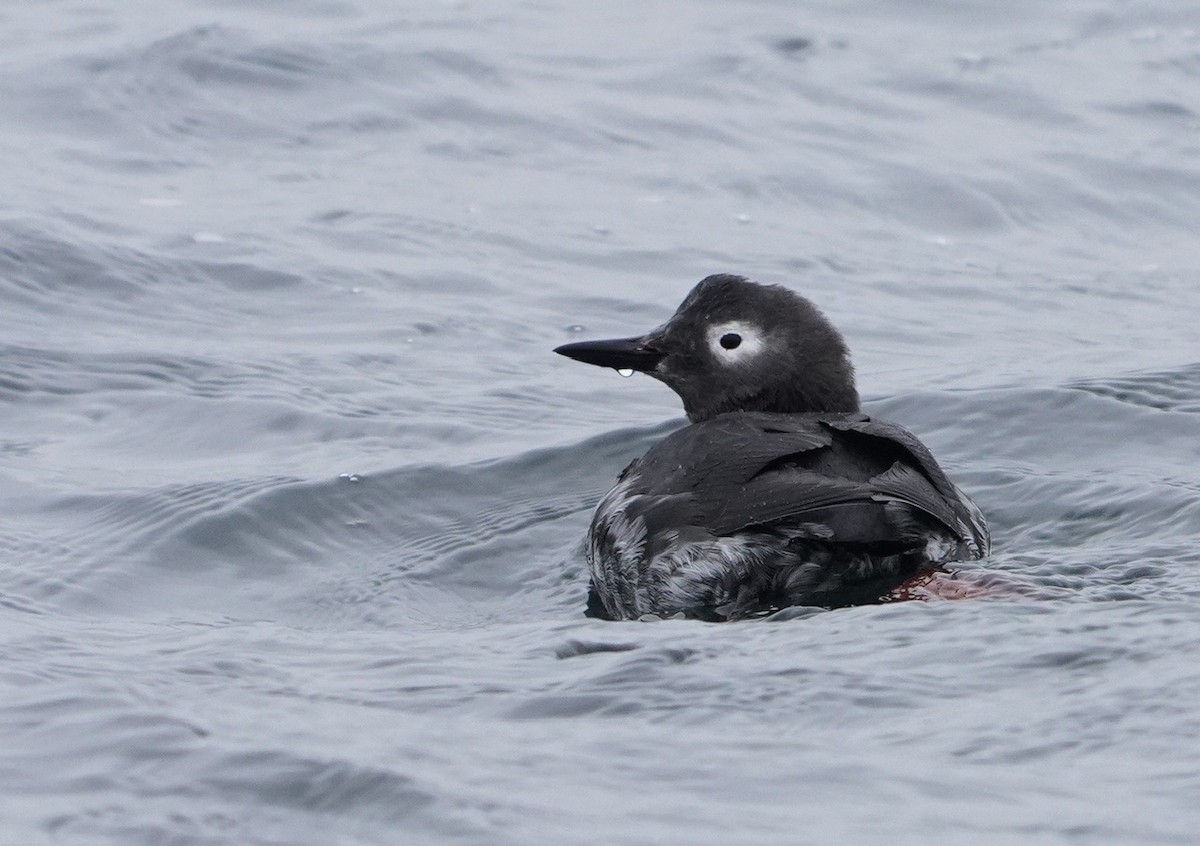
[2,0,1200,843]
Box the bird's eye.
[719,333,742,350]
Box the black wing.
[624,411,987,557]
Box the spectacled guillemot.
[555,274,990,621]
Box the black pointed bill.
[554,336,664,373]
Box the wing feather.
[622,410,985,553]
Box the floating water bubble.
[338,473,361,483]
[617,369,634,378]
[955,52,988,70]
[567,324,586,333]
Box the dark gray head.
[555,274,860,422]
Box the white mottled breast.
[586,476,650,615]
[586,473,777,619]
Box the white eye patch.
[706,321,765,363]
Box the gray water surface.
[2,1,1200,843]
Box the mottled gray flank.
[2,0,1200,844]
[582,406,990,620]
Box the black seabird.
[555,274,989,621]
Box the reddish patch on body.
[883,569,994,602]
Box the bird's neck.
[686,380,861,422]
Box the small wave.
[1068,362,1200,413]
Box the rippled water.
[3,0,1200,843]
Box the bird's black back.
[617,410,988,566]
